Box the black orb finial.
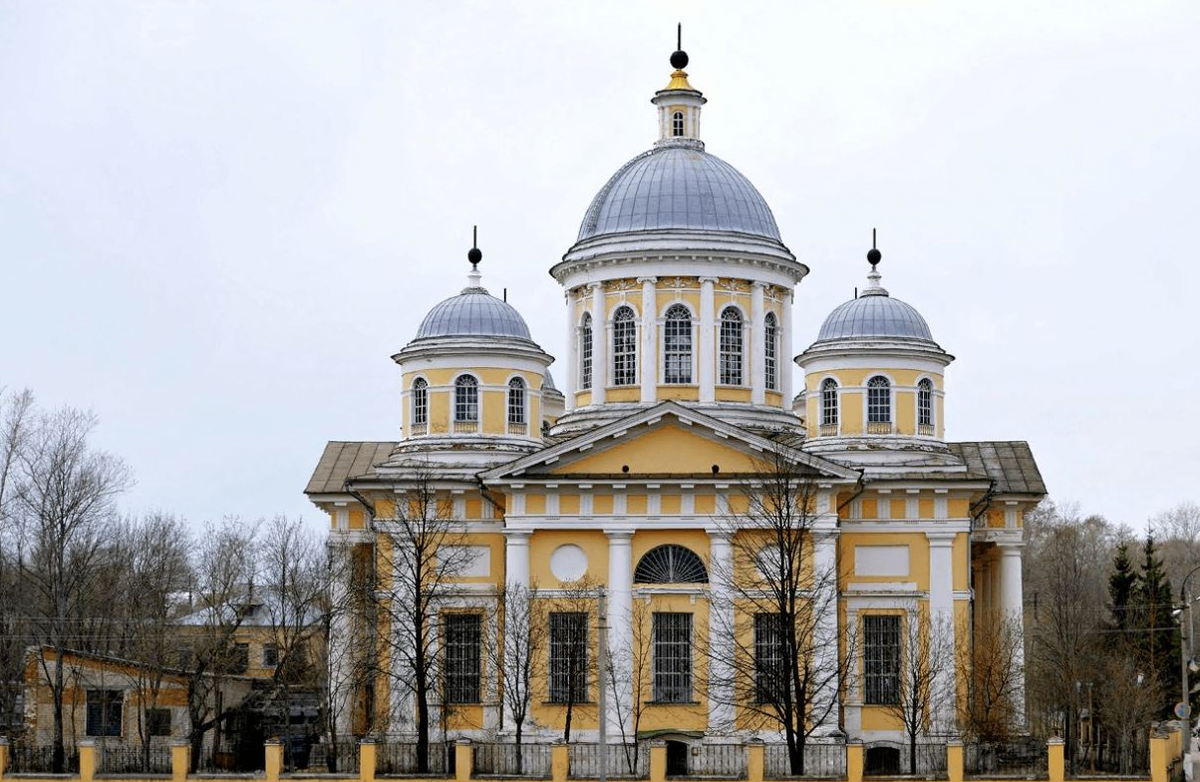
[867,228,881,268]
[670,23,688,69]
[468,225,482,267]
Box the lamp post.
[1178,566,1200,761]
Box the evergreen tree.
[1109,542,1137,632]
[1133,535,1180,714]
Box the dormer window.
[672,111,685,137]
[867,375,892,434]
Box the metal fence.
[6,744,80,774]
[568,743,649,779]
[96,742,174,774]
[1068,740,1150,777]
[862,742,947,777]
[307,742,363,775]
[377,741,453,776]
[473,742,554,778]
[764,743,848,778]
[965,740,1049,778]
[683,744,748,779]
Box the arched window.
[634,545,708,584]
[867,375,891,431]
[508,377,526,426]
[764,312,778,391]
[917,378,933,433]
[454,375,479,422]
[672,111,685,137]
[663,305,692,384]
[580,313,593,389]
[612,306,637,386]
[820,378,839,434]
[411,378,428,428]
[719,307,744,385]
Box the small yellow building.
[305,39,1045,756]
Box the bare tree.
[605,599,652,775]
[0,389,35,738]
[883,608,954,775]
[10,405,132,771]
[962,610,1024,740]
[706,446,852,776]
[493,581,546,772]
[541,578,597,744]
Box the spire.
[652,24,707,145]
[862,228,889,297]
[464,225,485,292]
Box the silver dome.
[817,292,934,342]
[577,145,780,242]
[414,288,533,341]
[542,369,560,392]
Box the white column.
[927,531,958,733]
[590,283,606,404]
[606,531,634,735]
[639,277,657,403]
[502,531,532,732]
[327,537,356,739]
[811,528,841,736]
[565,291,578,412]
[999,541,1027,726]
[781,289,794,411]
[751,282,766,405]
[699,277,716,402]
[707,531,736,733]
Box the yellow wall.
[550,424,762,475]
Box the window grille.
[672,111,685,137]
[917,379,933,429]
[821,378,839,433]
[863,614,901,705]
[412,378,428,427]
[444,613,482,704]
[454,375,479,422]
[507,378,526,424]
[764,312,778,391]
[634,544,708,584]
[653,612,693,702]
[663,305,692,384]
[612,306,637,386]
[867,376,891,423]
[263,644,278,667]
[549,612,588,703]
[755,613,786,703]
[580,314,593,389]
[719,307,744,385]
[86,689,123,737]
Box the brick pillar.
[455,739,472,782]
[946,739,963,782]
[847,741,863,782]
[649,741,667,782]
[360,738,377,782]
[264,739,283,782]
[1048,738,1065,782]
[746,739,764,782]
[551,742,569,782]
[171,740,190,782]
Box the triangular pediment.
[480,402,860,482]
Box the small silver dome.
[817,291,934,342]
[415,289,533,341]
[577,145,780,242]
[542,370,560,392]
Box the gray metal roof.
[543,369,559,392]
[817,291,934,342]
[577,145,781,242]
[948,441,1047,495]
[305,441,395,494]
[415,288,533,341]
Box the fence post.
[946,739,963,782]
[360,738,377,782]
[846,740,863,782]
[649,740,666,782]
[79,740,96,782]
[0,737,8,779]
[552,741,569,782]
[456,739,473,782]
[265,738,283,782]
[172,739,190,782]
[746,739,764,782]
[1047,738,1064,782]
[1151,732,1169,782]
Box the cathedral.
[305,38,1045,753]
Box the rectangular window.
[231,642,249,673]
[549,611,588,703]
[653,612,693,703]
[612,313,638,386]
[146,707,172,737]
[764,320,777,391]
[412,383,428,425]
[663,311,692,384]
[86,689,123,737]
[754,613,786,703]
[508,383,526,424]
[263,644,279,667]
[863,615,901,705]
[444,613,482,704]
[580,322,593,389]
[719,317,744,385]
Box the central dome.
[577,144,781,242]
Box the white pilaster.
[606,531,634,735]
[751,281,766,405]
[811,528,841,736]
[707,531,736,733]
[781,288,794,410]
[502,531,532,731]
[326,537,356,739]
[699,277,717,403]
[590,283,606,404]
[999,541,1026,726]
[566,291,578,412]
[927,531,958,732]
[640,277,657,403]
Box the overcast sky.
[2,1,1197,533]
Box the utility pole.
[598,589,608,782]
